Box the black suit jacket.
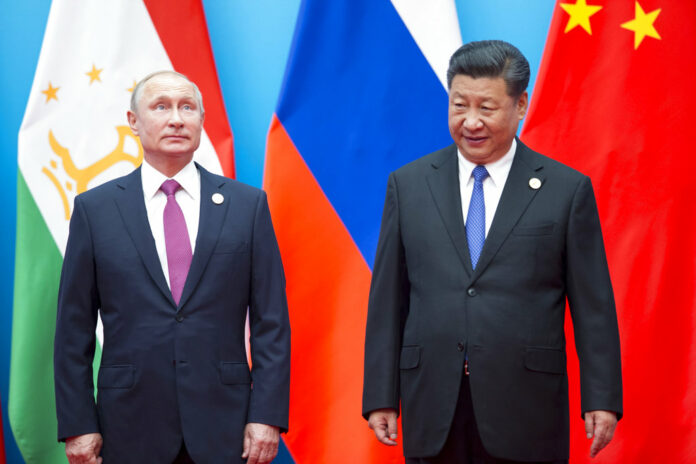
[363,140,622,460]
[54,164,290,463]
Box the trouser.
[172,442,195,464]
[406,376,567,464]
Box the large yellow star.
[560,0,603,35]
[621,1,661,49]
[41,82,60,102]
[86,64,103,84]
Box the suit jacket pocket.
[512,223,556,236]
[524,347,565,374]
[219,362,252,385]
[98,365,135,389]
[213,240,249,254]
[399,346,421,370]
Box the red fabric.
[143,0,235,178]
[522,1,696,461]
[264,116,403,463]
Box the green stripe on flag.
[10,172,101,463]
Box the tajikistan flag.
[11,1,233,461]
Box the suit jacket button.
[175,314,184,323]
[457,343,464,352]
[467,288,477,297]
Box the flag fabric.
[0,398,6,464]
[11,0,232,461]
[522,1,696,462]
[264,0,461,461]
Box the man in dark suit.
[363,41,622,463]
[54,70,290,464]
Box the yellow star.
[127,80,137,93]
[560,0,603,35]
[41,82,60,102]
[85,64,103,84]
[621,1,661,49]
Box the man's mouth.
[464,136,487,145]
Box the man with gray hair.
[54,70,291,464]
[363,40,622,463]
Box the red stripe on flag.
[264,116,403,463]
[523,1,696,461]
[143,0,235,178]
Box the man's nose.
[462,111,483,130]
[168,108,184,126]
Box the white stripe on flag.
[390,0,463,89]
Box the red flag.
[143,0,235,178]
[522,1,696,462]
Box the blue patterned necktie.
[466,165,489,269]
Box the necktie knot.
[472,165,489,183]
[161,179,181,197]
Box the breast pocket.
[512,222,556,236]
[213,240,249,254]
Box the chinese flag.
[522,1,696,462]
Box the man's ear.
[517,91,529,120]
[127,110,139,135]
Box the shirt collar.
[141,158,200,201]
[457,138,517,188]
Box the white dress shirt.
[141,158,200,289]
[458,138,516,236]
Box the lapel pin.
[529,178,542,190]
[212,193,224,205]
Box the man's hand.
[242,423,280,464]
[368,408,398,446]
[65,433,103,464]
[585,410,618,458]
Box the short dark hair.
[446,40,530,97]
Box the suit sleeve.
[565,176,623,419]
[247,191,291,431]
[54,196,101,441]
[362,172,410,419]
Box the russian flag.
[264,0,461,462]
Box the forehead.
[140,74,196,101]
[450,74,508,98]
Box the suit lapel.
[177,164,229,310]
[114,168,175,305]
[472,140,545,280]
[426,145,474,277]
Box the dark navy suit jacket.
[55,164,290,463]
[363,140,622,460]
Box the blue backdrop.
[0,1,554,462]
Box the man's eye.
[156,104,166,110]
[183,105,192,110]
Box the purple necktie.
[161,179,192,305]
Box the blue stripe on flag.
[277,0,453,267]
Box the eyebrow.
[149,94,197,105]
[451,92,497,101]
